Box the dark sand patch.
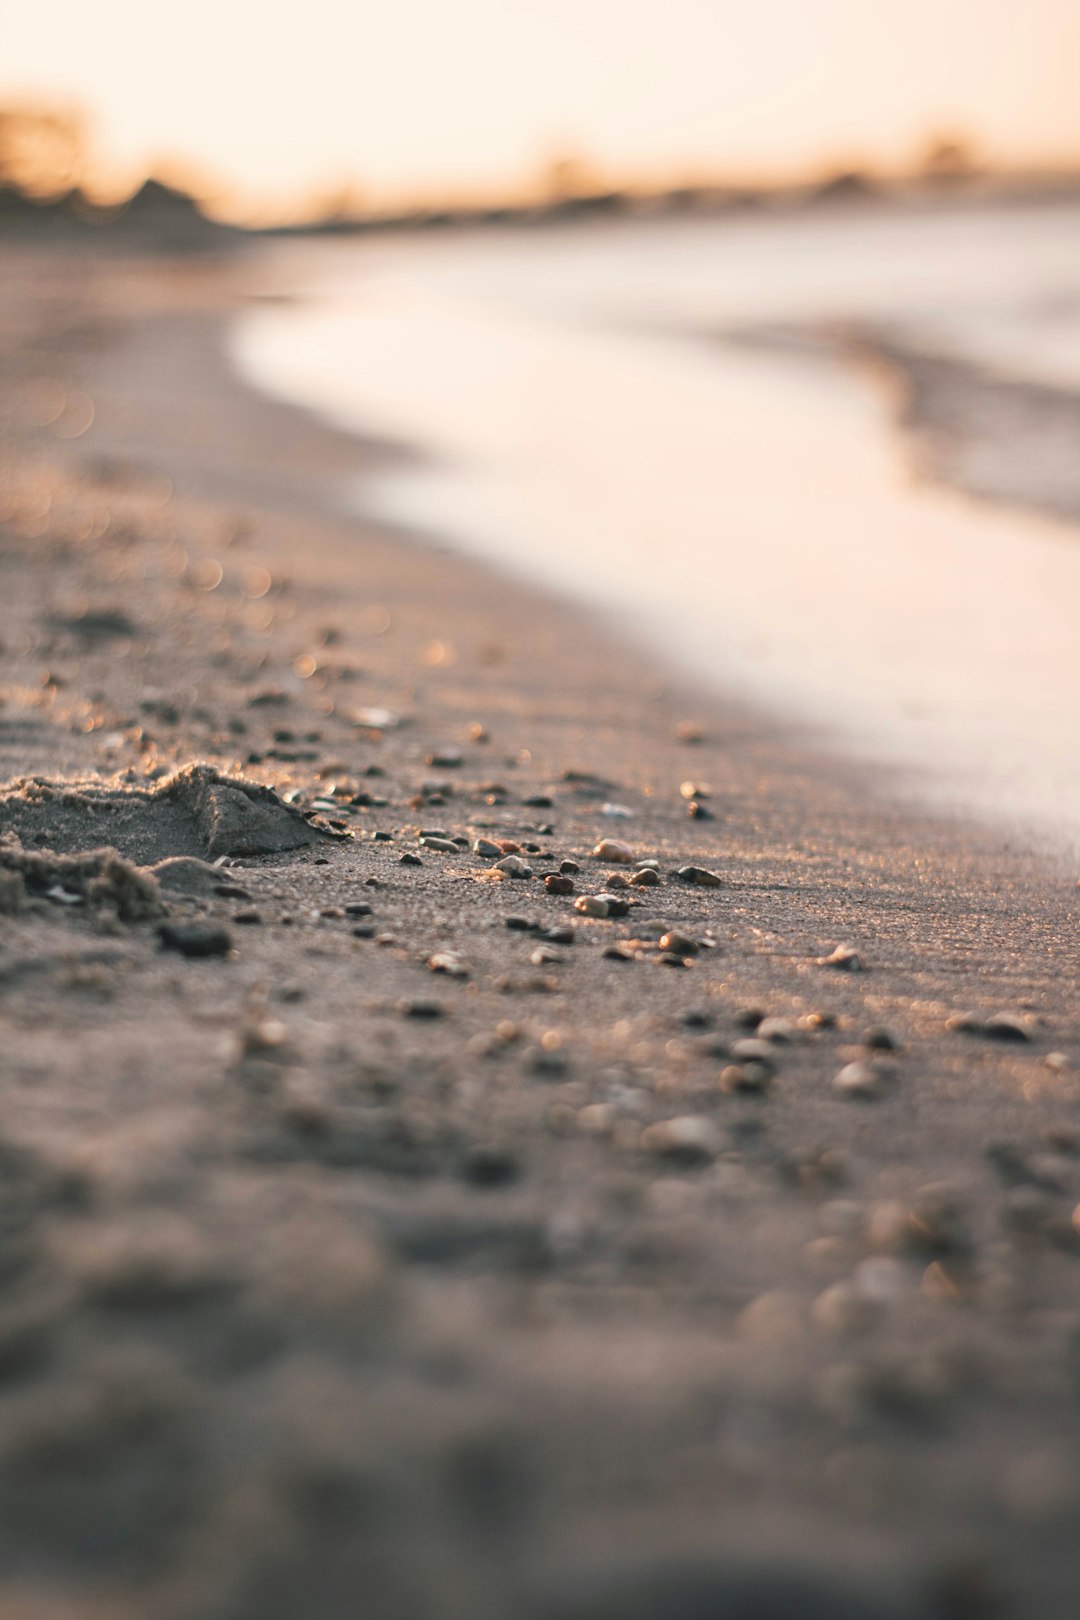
[0,845,162,922]
[0,763,342,865]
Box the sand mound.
[0,845,163,921]
[0,764,340,866]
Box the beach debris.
[675,865,722,887]
[818,944,863,971]
[592,838,635,864]
[640,1115,723,1165]
[158,921,233,958]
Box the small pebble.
[158,922,233,959]
[719,1063,769,1094]
[559,859,580,876]
[473,838,502,857]
[399,853,423,868]
[659,931,699,956]
[674,865,722,887]
[575,896,610,918]
[505,915,537,932]
[419,836,457,853]
[545,874,575,895]
[833,1059,892,1099]
[629,867,661,887]
[863,1026,899,1050]
[428,950,468,978]
[593,838,635,864]
[345,901,373,917]
[818,944,863,971]
[640,1115,723,1165]
[460,1143,520,1186]
[679,781,710,799]
[493,856,532,879]
[399,998,445,1019]
[530,945,562,966]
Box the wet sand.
[1,241,1080,1620]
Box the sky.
[1,0,1078,215]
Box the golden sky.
[1,0,1078,212]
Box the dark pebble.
[864,1026,899,1050]
[679,1010,713,1029]
[546,875,575,895]
[400,998,446,1019]
[461,1143,521,1186]
[158,922,233,958]
[506,916,538,932]
[523,794,554,807]
[372,831,394,842]
[399,853,423,867]
[345,901,373,917]
[232,910,263,926]
[559,860,580,875]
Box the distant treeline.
[1,106,1078,245]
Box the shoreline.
[2,241,1080,1618]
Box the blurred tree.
[0,105,84,197]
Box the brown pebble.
[545,874,575,895]
[593,838,635,864]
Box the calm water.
[231,201,1080,855]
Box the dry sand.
[0,240,1079,1620]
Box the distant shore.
[1,239,1080,1619]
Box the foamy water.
[231,202,1080,855]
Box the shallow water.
[231,202,1080,855]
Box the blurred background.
[2,0,1080,848]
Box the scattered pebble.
[399,853,423,868]
[629,867,661,887]
[946,1011,1033,1042]
[818,944,863,971]
[493,856,532,879]
[399,997,445,1019]
[428,950,468,978]
[833,1059,893,1099]
[659,931,699,956]
[575,896,610,918]
[593,838,635,864]
[545,874,575,895]
[419,835,457,853]
[813,1281,883,1337]
[158,921,233,958]
[863,1026,899,1050]
[640,1115,723,1165]
[675,865,722,887]
[559,859,580,875]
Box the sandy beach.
[2,236,1080,1620]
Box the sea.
[230,197,1080,856]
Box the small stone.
[603,872,630,890]
[530,945,562,966]
[505,915,537,932]
[679,781,710,799]
[757,1016,799,1042]
[399,853,423,867]
[460,1143,520,1186]
[659,951,691,968]
[428,950,468,978]
[819,944,863,971]
[539,924,575,945]
[833,1059,892,1099]
[400,997,445,1019]
[522,793,554,807]
[731,1038,777,1069]
[629,867,661,887]
[559,859,580,875]
[420,836,457,852]
[473,838,502,857]
[578,1103,618,1134]
[659,931,700,956]
[467,722,489,743]
[734,1007,765,1030]
[984,1012,1035,1042]
[603,945,634,961]
[233,910,263,926]
[158,922,233,958]
[641,1115,723,1165]
[545,874,575,895]
[686,801,713,820]
[427,746,463,768]
[719,1063,769,1094]
[813,1281,883,1337]
[593,838,635,864]
[345,901,373,917]
[674,865,722,887]
[679,1009,713,1029]
[575,896,610,918]
[493,856,532,879]
[863,1026,899,1050]
[596,893,630,917]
